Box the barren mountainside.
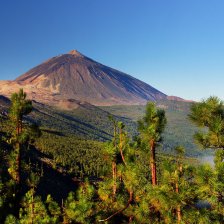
[14,50,167,106]
[0,50,188,108]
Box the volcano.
[14,50,167,105]
[0,50,181,108]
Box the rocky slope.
[0,50,168,107]
[0,50,186,108]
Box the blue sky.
[0,0,224,101]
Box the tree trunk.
[175,182,181,223]
[112,161,117,197]
[113,125,117,148]
[19,120,22,135]
[175,164,182,223]
[176,205,181,224]
[175,182,179,193]
[14,143,22,217]
[119,128,126,165]
[31,190,34,224]
[15,120,22,216]
[99,189,133,222]
[15,143,22,193]
[15,119,23,186]
[112,122,117,198]
[150,140,157,186]
[62,199,69,224]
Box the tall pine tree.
[138,102,166,186]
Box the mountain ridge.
[0,50,187,108]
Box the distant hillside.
[100,100,207,157]
[0,95,10,109]
[0,97,135,141]
[30,100,136,141]
[0,96,205,157]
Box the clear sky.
[0,0,224,101]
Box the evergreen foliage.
[0,91,223,223]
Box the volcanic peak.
[68,50,84,57]
[0,50,189,107]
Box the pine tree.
[19,189,51,224]
[63,180,96,224]
[7,89,41,218]
[8,89,32,187]
[174,146,185,223]
[98,122,138,222]
[189,96,224,151]
[45,195,61,223]
[189,96,224,222]
[138,102,166,186]
[108,115,118,197]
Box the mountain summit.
[67,49,84,57]
[13,50,167,106]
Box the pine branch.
[99,190,133,222]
